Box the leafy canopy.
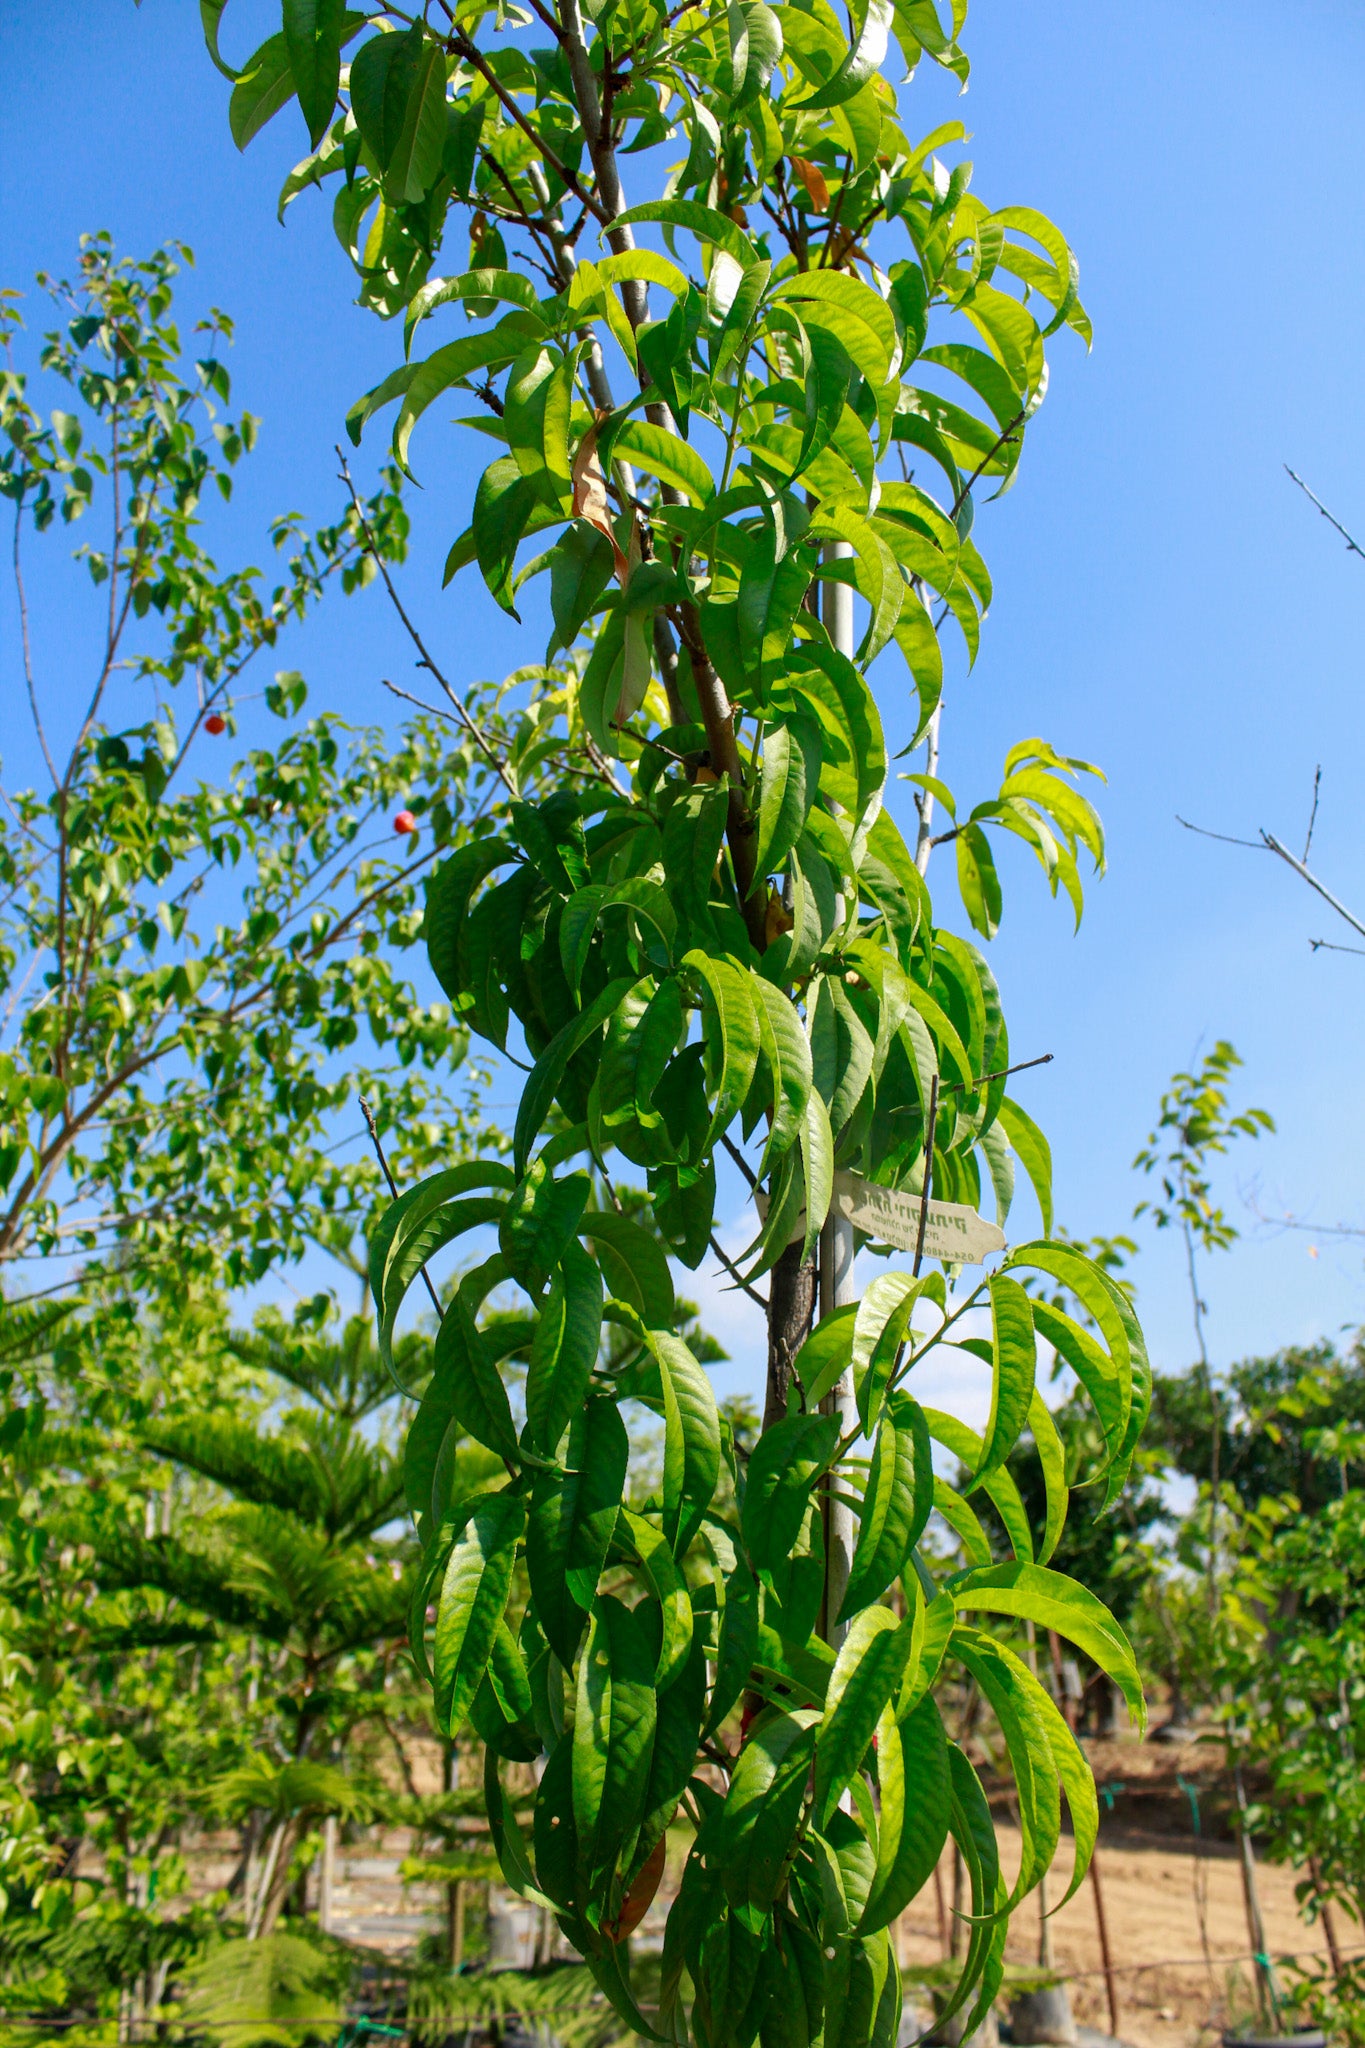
[199,0,1151,2040]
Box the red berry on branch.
[204,713,227,735]
[394,809,417,835]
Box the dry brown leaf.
[605,1834,667,1943]
[571,416,629,582]
[765,889,795,945]
[790,156,830,213]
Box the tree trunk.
[765,1242,815,1427]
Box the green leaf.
[514,978,635,1175]
[229,33,298,148]
[812,506,903,663]
[956,821,1002,939]
[524,1239,603,1455]
[349,23,447,199]
[703,1707,819,1933]
[635,1630,707,1875]
[473,456,543,617]
[582,1210,676,1329]
[946,1562,1146,1732]
[941,1744,1007,2028]
[859,1692,950,1933]
[433,1282,520,1465]
[796,1301,857,1409]
[1028,1390,1067,1565]
[704,1537,760,1735]
[200,0,238,79]
[849,1272,924,1432]
[369,1164,513,1375]
[798,1087,835,1268]
[282,0,347,145]
[952,1625,1059,1906]
[392,322,539,470]
[750,976,814,1176]
[433,1490,525,1734]
[528,1398,629,1668]
[742,1413,841,1577]
[622,1507,694,1689]
[653,1331,722,1558]
[485,1748,556,1908]
[839,1392,932,1620]
[613,420,716,504]
[754,717,821,884]
[816,1605,914,1822]
[976,1273,1035,1480]
[997,1096,1052,1237]
[685,948,762,1157]
[610,199,758,265]
[573,1594,658,1907]
[922,1406,1033,1565]
[932,1476,992,1568]
[773,272,898,389]
[500,1164,590,1297]
[796,0,893,108]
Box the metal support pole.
[818,541,857,1649]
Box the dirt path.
[898,1825,1337,2048]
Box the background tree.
[198,2,1153,2043]
[0,236,513,1298]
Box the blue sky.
[5,0,1365,1411]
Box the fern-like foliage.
[176,1932,349,2048]
[406,1960,621,2048]
[139,1409,404,1542]
[227,1311,429,1423]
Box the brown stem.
[766,1241,816,1428]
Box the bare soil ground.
[897,1730,1347,2048]
[183,1729,1351,2045]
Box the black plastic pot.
[1221,2032,1325,2048]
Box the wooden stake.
[1089,1847,1121,2038]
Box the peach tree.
[205,1,1150,2040]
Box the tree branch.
[336,452,516,798]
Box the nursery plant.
[202,2,1151,2042]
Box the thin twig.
[948,1051,1053,1096]
[381,678,463,727]
[451,32,609,226]
[335,452,517,798]
[1303,765,1322,862]
[891,1052,1053,1115]
[358,1097,444,1322]
[1176,815,1267,852]
[1310,936,1365,957]
[709,1234,769,1313]
[13,507,58,787]
[1285,466,1365,560]
[951,408,1028,519]
[721,1134,758,1190]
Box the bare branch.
[708,1234,769,1313]
[1303,765,1322,863]
[1285,466,1365,562]
[1261,831,1365,944]
[359,1097,444,1322]
[335,452,516,798]
[1176,815,1267,852]
[12,506,58,787]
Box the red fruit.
[393,809,417,835]
[204,712,227,735]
